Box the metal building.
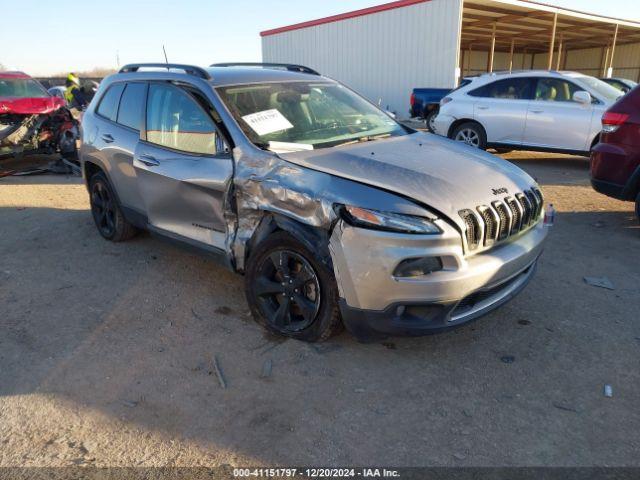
[261,0,640,116]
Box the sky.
[1,0,639,76]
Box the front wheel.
[451,122,487,150]
[245,231,342,342]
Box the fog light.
[393,257,443,277]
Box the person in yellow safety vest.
[64,73,87,110]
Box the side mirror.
[573,91,592,105]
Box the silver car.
[80,63,548,342]
[434,70,622,154]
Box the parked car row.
[413,70,639,222]
[432,70,622,155]
[412,73,636,134]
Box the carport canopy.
[460,0,640,75]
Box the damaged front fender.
[229,145,435,273]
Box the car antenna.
[162,45,169,70]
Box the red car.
[0,71,78,160]
[591,85,640,221]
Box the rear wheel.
[451,122,487,150]
[89,172,137,242]
[245,231,342,342]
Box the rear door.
[134,82,233,250]
[469,77,533,145]
[89,82,146,214]
[523,77,595,151]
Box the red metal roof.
[0,71,30,79]
[260,0,430,37]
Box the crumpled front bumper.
[329,219,547,340]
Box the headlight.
[339,205,441,234]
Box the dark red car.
[0,71,78,160]
[591,85,640,220]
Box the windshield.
[0,78,49,98]
[217,81,409,151]
[575,76,623,103]
[605,78,637,91]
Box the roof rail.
[211,62,320,76]
[119,63,211,80]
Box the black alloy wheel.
[254,249,321,332]
[91,180,116,238]
[88,171,137,242]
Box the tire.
[451,122,487,150]
[89,171,137,242]
[424,109,438,133]
[245,231,342,342]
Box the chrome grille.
[525,190,540,221]
[492,201,511,240]
[477,207,497,245]
[458,209,481,250]
[459,188,543,252]
[506,198,523,233]
[516,193,532,226]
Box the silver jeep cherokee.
[80,62,548,342]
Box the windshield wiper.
[333,133,392,148]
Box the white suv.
[433,70,622,155]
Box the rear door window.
[469,78,534,100]
[146,83,222,155]
[96,83,125,121]
[117,82,147,131]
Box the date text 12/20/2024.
[233,468,401,478]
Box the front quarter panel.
[231,146,441,271]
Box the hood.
[278,132,537,226]
[0,96,65,115]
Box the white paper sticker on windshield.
[242,109,293,136]
[268,141,314,153]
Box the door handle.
[138,154,160,167]
[101,133,114,143]
[477,105,489,110]
[530,109,544,114]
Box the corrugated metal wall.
[262,0,463,116]
[462,42,640,81]
[463,51,535,75]
[564,43,640,81]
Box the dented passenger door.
[134,82,232,250]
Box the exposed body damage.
[229,143,434,273]
[0,109,78,159]
[80,63,548,342]
[0,72,79,160]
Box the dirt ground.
[0,151,639,468]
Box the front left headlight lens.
[339,205,441,234]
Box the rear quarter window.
[469,78,533,100]
[117,83,147,131]
[96,83,125,122]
